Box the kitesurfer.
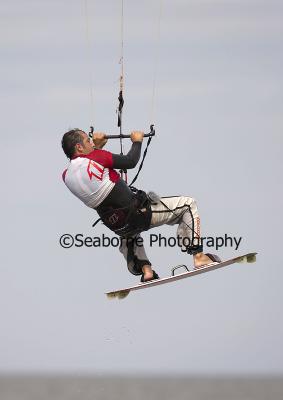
[61,129,221,282]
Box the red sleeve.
[84,149,114,168]
[71,149,120,183]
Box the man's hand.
[92,132,108,149]
[131,131,144,143]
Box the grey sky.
[0,0,282,374]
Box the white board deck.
[106,252,257,299]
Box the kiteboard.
[106,252,257,300]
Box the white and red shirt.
[62,149,120,209]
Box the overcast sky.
[0,0,282,375]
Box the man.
[61,129,221,282]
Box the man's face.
[75,132,94,155]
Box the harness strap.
[96,190,151,237]
[92,217,102,228]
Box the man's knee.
[184,196,196,206]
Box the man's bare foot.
[142,264,154,280]
[141,265,159,282]
[193,253,221,269]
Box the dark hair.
[61,129,84,159]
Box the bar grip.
[89,125,155,139]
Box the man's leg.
[150,196,220,268]
[119,234,157,280]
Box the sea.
[0,375,282,400]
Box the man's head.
[61,129,94,159]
